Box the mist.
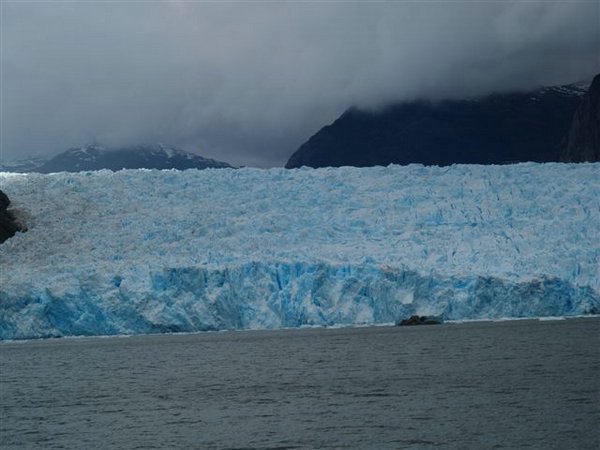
[1,1,598,167]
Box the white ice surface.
[0,163,598,339]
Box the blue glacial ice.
[0,163,598,339]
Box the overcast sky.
[1,1,598,167]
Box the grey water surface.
[1,318,599,449]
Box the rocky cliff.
[0,190,22,243]
[560,74,600,162]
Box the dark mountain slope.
[286,84,587,168]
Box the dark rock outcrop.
[286,83,587,169]
[35,144,233,173]
[397,315,443,326]
[0,190,22,243]
[560,74,600,162]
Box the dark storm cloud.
[1,1,598,167]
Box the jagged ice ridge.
[0,164,598,339]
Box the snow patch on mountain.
[538,83,589,98]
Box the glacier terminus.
[0,163,598,339]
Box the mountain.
[34,144,232,173]
[560,74,600,162]
[286,83,588,168]
[0,157,49,173]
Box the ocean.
[1,318,598,449]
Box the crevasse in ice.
[0,163,598,339]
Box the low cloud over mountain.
[2,2,598,167]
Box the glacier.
[0,163,598,339]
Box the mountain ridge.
[1,144,233,173]
[286,81,591,168]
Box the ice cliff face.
[0,164,598,339]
